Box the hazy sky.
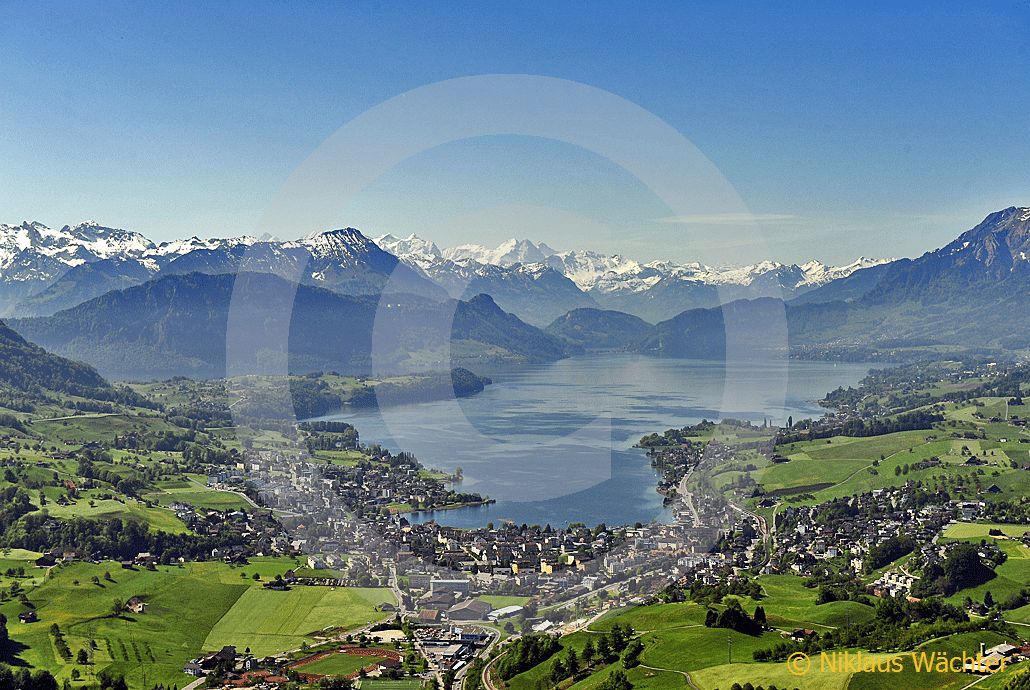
[1,2,1029,264]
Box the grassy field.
[562,601,1013,690]
[2,560,247,690]
[753,401,1030,507]
[533,572,1024,690]
[358,679,424,690]
[589,602,707,633]
[40,498,191,534]
[944,539,1030,608]
[478,595,530,609]
[942,522,1030,539]
[203,585,395,656]
[297,649,391,676]
[750,575,876,629]
[0,558,395,688]
[142,478,254,512]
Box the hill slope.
[10,272,577,380]
[0,319,127,403]
[546,308,654,350]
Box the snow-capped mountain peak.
[149,235,258,258]
[443,238,557,266]
[374,233,442,266]
[0,220,155,270]
[796,256,894,286]
[299,227,396,268]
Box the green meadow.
[203,585,394,656]
[0,558,395,688]
[297,649,392,676]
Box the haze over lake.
[327,355,873,528]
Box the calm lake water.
[325,355,872,528]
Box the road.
[727,498,771,569]
[32,412,124,422]
[387,561,407,616]
[481,643,510,690]
[638,664,700,690]
[676,468,700,527]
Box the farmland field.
[297,650,392,676]
[142,480,254,511]
[1,561,246,689]
[359,678,425,690]
[478,594,530,609]
[40,498,191,534]
[203,585,395,656]
[0,558,395,688]
[942,522,1030,539]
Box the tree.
[98,669,129,690]
[318,679,353,690]
[598,669,632,690]
[704,608,718,627]
[76,648,89,664]
[597,634,612,661]
[622,639,644,668]
[111,598,124,617]
[753,605,767,629]
[943,543,995,594]
[549,658,566,684]
[984,591,995,608]
[582,637,596,664]
[566,648,580,676]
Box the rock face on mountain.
[9,272,577,380]
[862,207,1030,303]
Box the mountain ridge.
[9,271,579,380]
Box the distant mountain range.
[376,233,892,324]
[2,223,442,317]
[0,219,887,325]
[3,207,1029,380]
[577,206,1030,357]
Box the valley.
[0,209,1028,690]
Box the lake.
[325,355,873,528]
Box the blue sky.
[1,1,1028,264]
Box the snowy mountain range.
[9,207,1030,379]
[0,222,440,316]
[0,219,889,323]
[376,233,892,323]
